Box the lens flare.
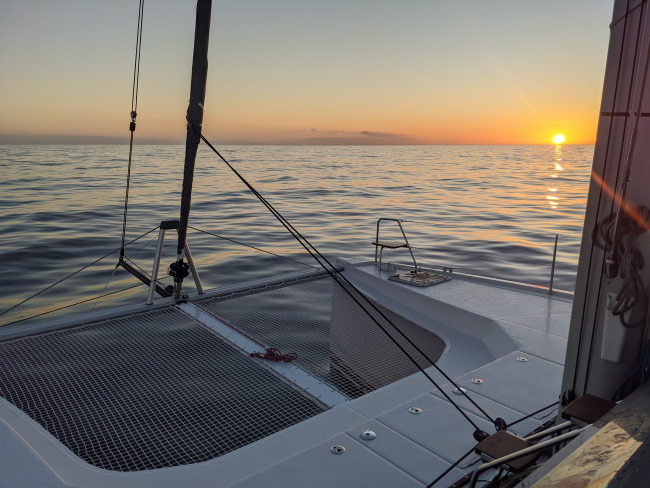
[552,134,566,144]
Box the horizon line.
[0,134,595,146]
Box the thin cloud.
[360,131,400,138]
[303,129,413,145]
[310,128,355,135]
[311,128,405,139]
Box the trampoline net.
[0,271,446,472]
[197,273,446,398]
[0,307,324,471]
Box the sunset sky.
[1,0,613,145]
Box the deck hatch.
[0,307,325,471]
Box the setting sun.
[552,134,566,144]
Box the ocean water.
[0,144,592,326]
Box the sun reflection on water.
[547,144,564,208]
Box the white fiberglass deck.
[0,259,572,487]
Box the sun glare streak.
[591,171,650,231]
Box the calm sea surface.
[0,144,592,326]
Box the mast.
[170,0,212,297]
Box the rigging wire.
[3,2,151,325]
[506,401,559,429]
[189,225,320,269]
[425,445,477,488]
[0,226,159,322]
[91,230,160,312]
[194,127,499,433]
[0,283,147,328]
[91,263,121,313]
[120,0,145,259]
[128,226,160,258]
[130,0,145,115]
[426,400,561,487]
[91,253,166,314]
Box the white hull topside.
[1,259,571,487]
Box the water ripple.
[0,144,592,324]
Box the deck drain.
[453,387,467,395]
[516,357,529,362]
[470,378,484,384]
[408,407,423,414]
[330,445,346,455]
[359,430,377,441]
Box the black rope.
[120,0,145,259]
[426,400,559,487]
[592,205,650,328]
[195,129,498,432]
[506,401,559,429]
[188,225,319,269]
[425,445,477,488]
[425,401,560,486]
[0,226,159,322]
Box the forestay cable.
[120,0,145,260]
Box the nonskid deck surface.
[0,271,448,473]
